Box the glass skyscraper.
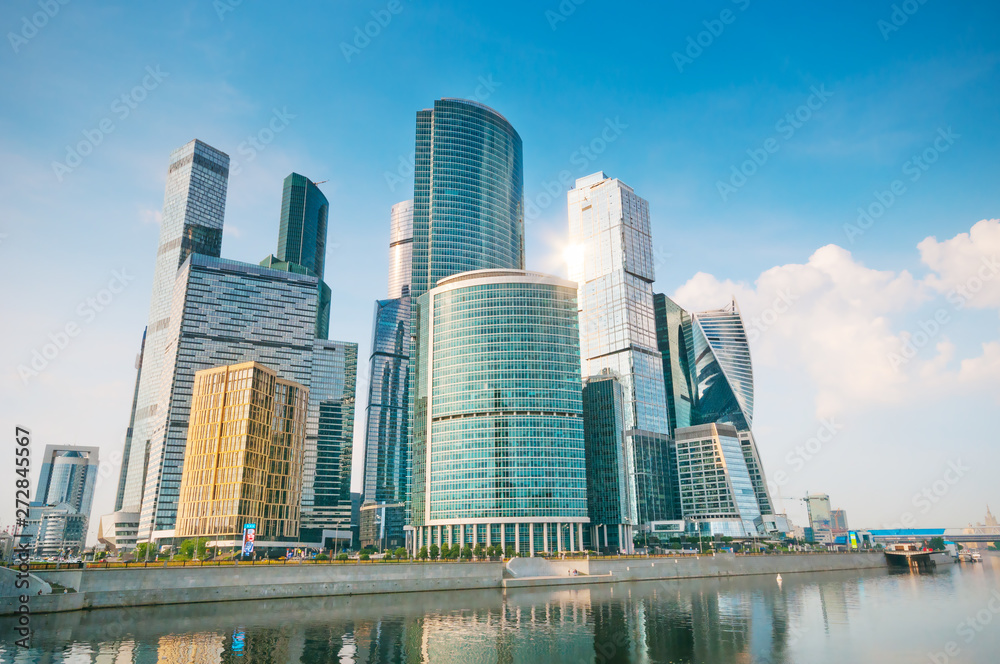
[568,172,673,533]
[654,293,775,526]
[23,445,100,557]
[120,140,229,518]
[581,374,635,553]
[410,99,524,298]
[276,173,329,279]
[404,99,526,540]
[387,199,413,299]
[675,423,761,537]
[411,270,589,555]
[361,200,413,508]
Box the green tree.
[135,542,152,561]
[461,544,473,560]
[417,545,429,560]
[449,544,461,560]
[473,543,486,559]
[991,541,1000,551]
[505,545,515,558]
[336,552,349,561]
[927,537,946,551]
[394,547,408,560]
[429,543,440,560]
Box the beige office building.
[176,362,307,544]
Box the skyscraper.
[410,99,524,298]
[23,445,100,557]
[654,293,776,524]
[568,172,672,532]
[582,373,635,553]
[176,362,308,543]
[276,173,329,279]
[119,140,229,517]
[404,99,526,538]
[361,201,413,509]
[387,199,413,299]
[567,172,668,434]
[411,270,589,555]
[805,494,834,543]
[675,423,761,537]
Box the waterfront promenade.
[1,552,886,616]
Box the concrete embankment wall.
[503,552,887,589]
[4,561,501,615]
[1,553,887,616]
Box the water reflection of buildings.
[1,576,874,664]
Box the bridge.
[869,528,1000,545]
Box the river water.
[2,554,999,663]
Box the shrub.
[336,552,349,561]
[359,552,370,561]
[394,547,408,560]
[315,553,330,561]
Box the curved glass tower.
[276,173,329,279]
[411,99,524,297]
[411,270,589,555]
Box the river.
[2,554,999,663]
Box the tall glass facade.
[411,270,589,555]
[387,199,413,299]
[675,423,760,537]
[24,445,99,557]
[654,293,775,521]
[121,140,229,516]
[361,296,411,504]
[582,374,635,553]
[411,99,524,298]
[567,172,668,435]
[276,173,329,280]
[690,300,754,430]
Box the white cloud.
[918,218,1000,310]
[672,222,999,419]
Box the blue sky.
[2,1,999,540]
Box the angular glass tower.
[120,139,229,516]
[654,293,775,523]
[410,99,524,298]
[411,270,589,555]
[276,173,329,279]
[568,172,673,532]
